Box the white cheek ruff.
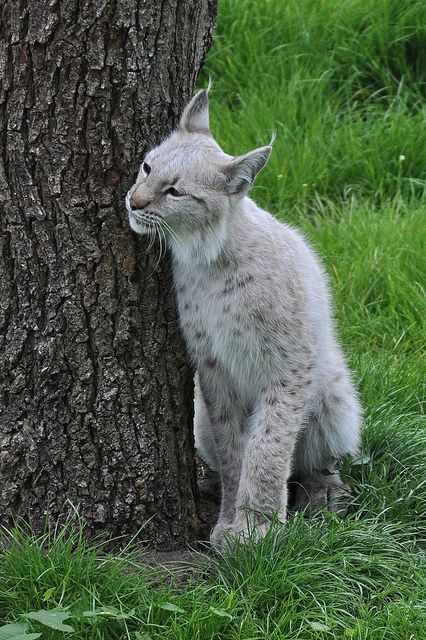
[129,212,151,235]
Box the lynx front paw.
[210,513,277,549]
[210,521,235,548]
[232,515,270,543]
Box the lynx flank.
[126,90,361,546]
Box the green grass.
[1,0,425,638]
[203,0,426,209]
[1,517,426,639]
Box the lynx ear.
[179,89,210,134]
[223,145,272,195]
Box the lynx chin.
[126,89,361,547]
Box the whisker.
[134,214,173,267]
[162,220,184,250]
[147,224,156,251]
[159,224,168,261]
[166,223,184,249]
[153,221,163,271]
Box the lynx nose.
[129,190,150,210]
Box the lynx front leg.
[198,375,247,545]
[209,407,247,545]
[231,382,307,542]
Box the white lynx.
[126,90,361,546]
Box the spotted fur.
[126,90,362,546]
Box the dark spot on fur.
[184,302,191,310]
[330,394,342,405]
[221,284,235,295]
[218,410,231,423]
[223,303,231,313]
[252,310,267,325]
[233,328,242,336]
[236,273,255,288]
[199,384,212,407]
[195,330,206,340]
[204,357,218,368]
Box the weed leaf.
[351,453,371,466]
[308,621,332,631]
[42,588,55,603]
[22,611,74,633]
[83,606,135,620]
[209,606,233,619]
[0,623,41,640]
[159,602,185,614]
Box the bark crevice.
[0,0,217,549]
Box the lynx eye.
[164,187,182,197]
[143,162,151,175]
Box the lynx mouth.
[128,209,164,235]
[129,211,162,227]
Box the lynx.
[126,90,361,546]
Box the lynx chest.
[173,263,267,393]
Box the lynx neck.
[169,199,255,270]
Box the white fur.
[127,90,362,545]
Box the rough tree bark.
[0,0,217,549]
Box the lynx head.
[126,89,272,261]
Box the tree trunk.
[0,0,217,549]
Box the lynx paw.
[210,521,235,548]
[293,473,350,515]
[210,514,276,549]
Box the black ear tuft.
[179,89,210,134]
[223,146,272,195]
[191,90,208,115]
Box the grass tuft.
[202,0,426,208]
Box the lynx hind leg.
[292,471,351,515]
[194,381,219,472]
[292,365,361,515]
